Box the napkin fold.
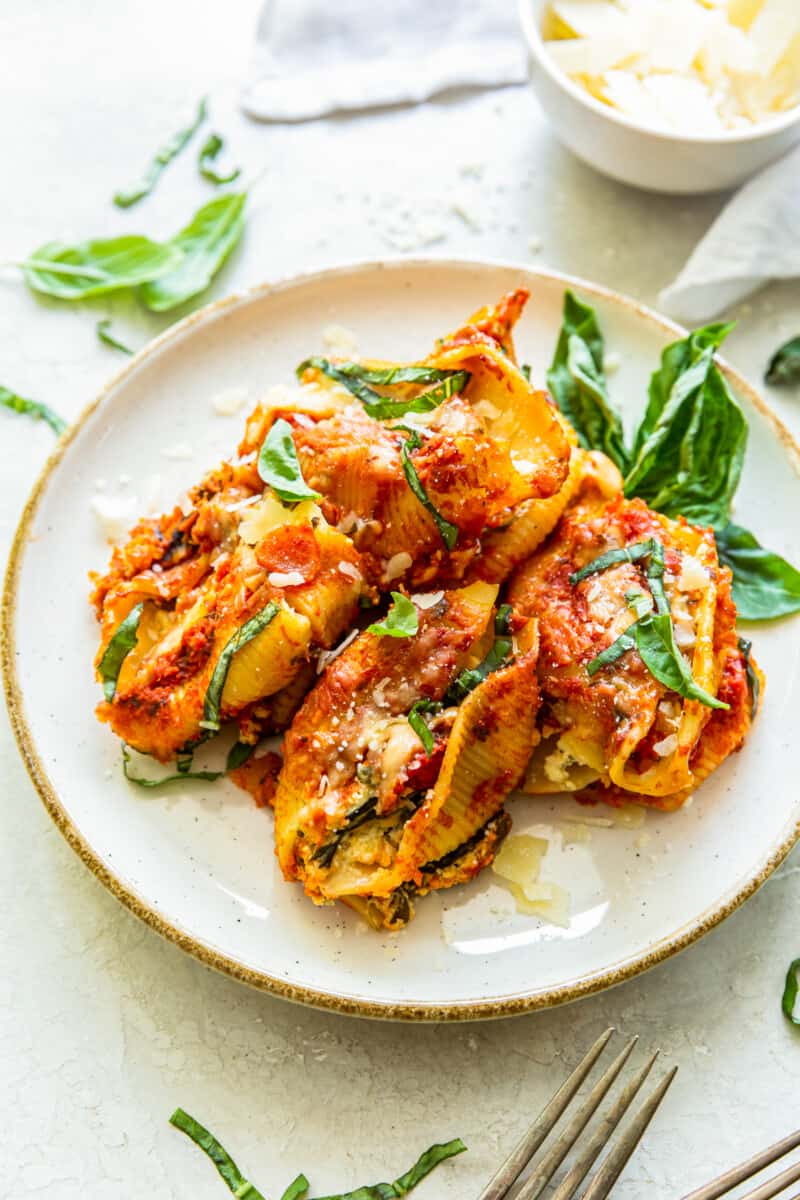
[241,0,528,122]
[660,143,800,323]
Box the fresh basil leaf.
[715,522,800,621]
[765,336,800,387]
[201,601,280,733]
[198,133,241,186]
[569,538,659,586]
[140,192,247,312]
[737,636,760,720]
[630,600,728,710]
[226,740,256,771]
[782,959,800,1025]
[21,236,183,301]
[258,417,320,503]
[97,319,134,355]
[624,324,746,527]
[113,97,207,207]
[122,745,223,788]
[1,385,67,435]
[313,1138,467,1200]
[298,357,470,421]
[586,629,636,676]
[169,1108,266,1199]
[98,603,142,701]
[407,699,442,755]
[547,291,628,473]
[368,592,419,639]
[398,430,459,550]
[281,1175,310,1200]
[445,627,513,704]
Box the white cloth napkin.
[660,143,800,323]
[241,0,528,122]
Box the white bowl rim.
[518,0,800,148]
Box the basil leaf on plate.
[201,600,281,733]
[547,290,628,473]
[258,417,321,503]
[113,96,207,207]
[783,959,800,1025]
[280,1176,310,1200]
[313,1138,467,1200]
[169,1108,266,1199]
[298,357,470,421]
[765,336,800,387]
[368,592,419,639]
[407,699,442,755]
[397,428,459,550]
[140,192,246,312]
[737,636,760,720]
[624,323,747,527]
[21,236,182,301]
[1,385,67,435]
[715,522,800,621]
[122,745,222,788]
[98,602,142,701]
[226,740,256,771]
[96,319,134,355]
[198,133,241,185]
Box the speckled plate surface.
[4,259,800,1020]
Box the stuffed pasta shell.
[273,582,540,929]
[507,484,761,810]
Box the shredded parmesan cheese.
[382,552,412,582]
[411,590,444,610]
[653,733,679,756]
[212,386,248,416]
[268,570,306,588]
[316,629,359,674]
[338,561,361,581]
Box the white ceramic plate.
[5,259,800,1020]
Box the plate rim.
[4,255,800,1022]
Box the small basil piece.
[495,603,513,635]
[226,740,256,771]
[313,1138,467,1200]
[765,336,800,387]
[520,363,532,382]
[715,523,800,621]
[407,699,442,756]
[198,133,241,186]
[297,356,470,421]
[368,592,419,639]
[114,97,207,207]
[280,1176,310,1200]
[312,796,379,868]
[201,601,281,733]
[445,624,514,705]
[98,602,143,701]
[122,745,223,788]
[547,290,628,473]
[569,539,659,586]
[169,1108,266,1199]
[1,385,67,435]
[21,236,182,301]
[258,418,321,503]
[782,959,800,1025]
[738,636,760,720]
[397,429,459,550]
[140,192,247,312]
[97,319,134,355]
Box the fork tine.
[476,1027,615,1200]
[580,1066,678,1200]
[738,1160,800,1200]
[512,1035,641,1200]
[549,1050,661,1200]
[681,1131,800,1200]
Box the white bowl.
[519,0,800,194]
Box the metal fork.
[477,1028,677,1200]
[680,1129,800,1200]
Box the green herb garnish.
[97,319,134,355]
[569,539,659,586]
[226,740,256,771]
[445,607,514,705]
[766,336,800,387]
[737,636,760,720]
[122,745,223,788]
[201,601,280,733]
[312,796,379,868]
[783,959,800,1025]
[281,1176,310,1200]
[169,1108,266,1198]
[1,385,67,435]
[98,602,142,701]
[297,357,470,421]
[407,699,442,756]
[199,133,242,186]
[396,428,459,550]
[313,1138,467,1199]
[257,418,321,503]
[368,592,419,639]
[140,191,247,312]
[113,97,207,207]
[520,363,532,382]
[21,236,182,301]
[715,522,800,621]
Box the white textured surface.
[2,3,800,1198]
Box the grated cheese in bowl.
[543,0,800,134]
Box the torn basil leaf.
[633,608,727,710]
[737,636,760,720]
[97,319,134,355]
[1,385,67,435]
[782,959,800,1025]
[169,1108,266,1199]
[368,592,419,639]
[22,236,182,301]
[198,133,241,186]
[547,291,628,473]
[226,740,256,771]
[624,323,746,527]
[140,191,247,312]
[569,539,659,586]
[494,603,513,635]
[113,96,207,207]
[765,336,800,387]
[314,1138,467,1200]
[122,745,223,788]
[201,601,280,733]
[258,417,321,503]
[407,699,442,756]
[98,602,142,701]
[715,522,800,621]
[280,1175,310,1200]
[397,429,459,550]
[445,622,513,705]
[298,357,470,421]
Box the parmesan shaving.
[268,570,306,588]
[382,552,412,582]
[212,386,248,416]
[316,629,358,674]
[411,590,444,610]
